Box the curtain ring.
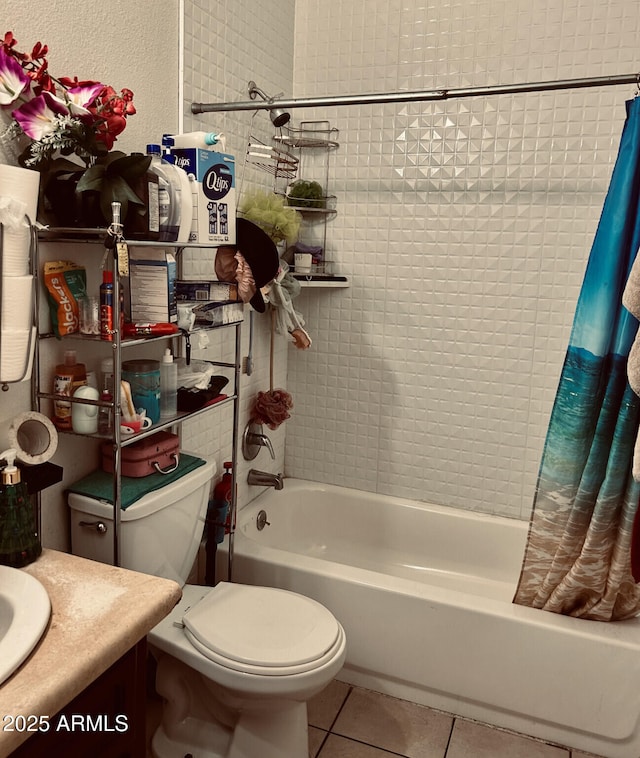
[635,72,640,96]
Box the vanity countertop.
[0,549,181,756]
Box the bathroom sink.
[0,565,51,686]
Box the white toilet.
[68,457,346,758]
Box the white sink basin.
[0,565,51,686]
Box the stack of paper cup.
[0,165,39,382]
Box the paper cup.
[294,253,313,273]
[1,275,33,331]
[0,327,34,382]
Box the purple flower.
[0,47,30,105]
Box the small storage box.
[101,431,180,478]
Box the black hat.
[236,218,279,312]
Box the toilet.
[68,456,346,758]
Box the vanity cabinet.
[9,639,147,758]
[34,229,241,568]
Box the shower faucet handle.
[242,421,275,460]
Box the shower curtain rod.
[191,72,640,114]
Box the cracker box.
[171,149,236,245]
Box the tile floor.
[146,677,606,757]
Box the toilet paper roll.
[2,275,33,331]
[8,411,58,465]
[0,165,40,224]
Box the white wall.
[0,0,295,550]
[287,0,640,520]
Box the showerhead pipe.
[247,80,291,127]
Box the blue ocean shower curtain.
[513,97,640,621]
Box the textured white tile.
[287,0,640,521]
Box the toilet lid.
[182,582,341,673]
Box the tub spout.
[247,469,284,490]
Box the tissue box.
[125,248,177,323]
[171,149,236,245]
[186,300,244,326]
[176,280,239,302]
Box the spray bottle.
[0,449,41,567]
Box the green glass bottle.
[0,449,41,568]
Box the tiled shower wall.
[287,0,640,519]
[181,0,295,507]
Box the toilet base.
[151,651,310,758]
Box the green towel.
[67,453,206,510]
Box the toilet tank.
[68,455,215,585]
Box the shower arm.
[192,72,640,115]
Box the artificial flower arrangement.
[0,31,150,225]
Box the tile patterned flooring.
[307,680,603,758]
[147,677,606,757]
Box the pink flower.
[0,47,31,105]
[13,91,68,140]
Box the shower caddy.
[274,120,346,286]
[31,224,242,570]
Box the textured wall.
[288,0,640,519]
[180,0,295,510]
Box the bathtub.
[219,479,640,757]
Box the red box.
[101,431,180,478]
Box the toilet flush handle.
[79,520,108,534]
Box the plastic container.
[147,144,179,242]
[123,164,160,241]
[214,460,234,539]
[0,449,41,567]
[122,358,161,424]
[164,131,225,150]
[71,385,99,435]
[160,348,178,418]
[52,350,87,430]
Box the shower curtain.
[513,96,640,621]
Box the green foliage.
[286,179,325,208]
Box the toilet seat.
[182,582,343,676]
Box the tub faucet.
[247,469,284,490]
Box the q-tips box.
[171,149,236,245]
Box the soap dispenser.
[0,449,41,568]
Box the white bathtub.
[221,479,640,758]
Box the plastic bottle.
[215,461,234,537]
[161,136,193,244]
[100,270,114,341]
[147,144,179,241]
[164,131,226,150]
[52,350,87,430]
[124,158,160,241]
[0,449,41,567]
[160,348,178,418]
